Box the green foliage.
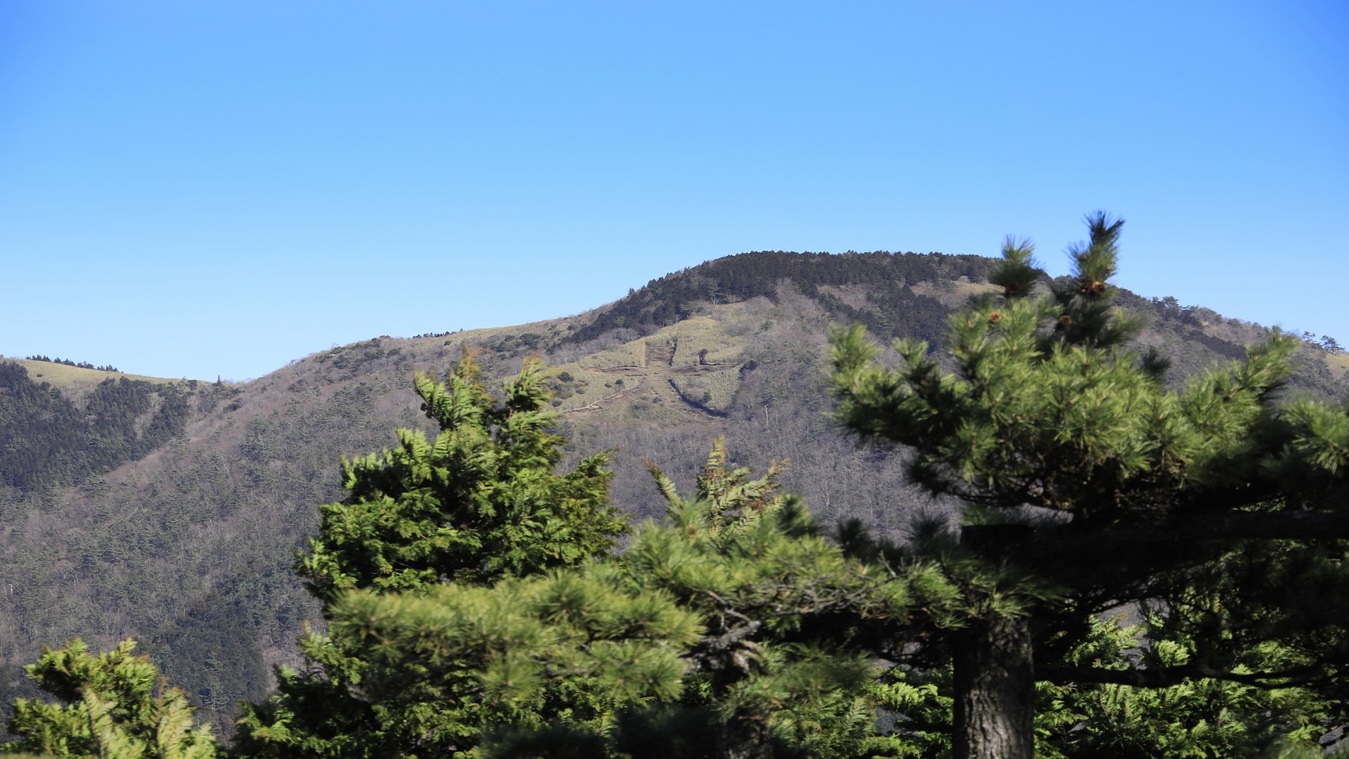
[258,434,935,758]
[624,446,930,757]
[235,354,631,758]
[828,213,1349,757]
[296,353,627,602]
[865,612,1339,759]
[3,639,218,759]
[647,437,792,537]
[829,291,1299,520]
[828,212,1339,528]
[871,666,954,758]
[1035,614,1334,759]
[323,569,703,745]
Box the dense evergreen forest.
[0,365,203,490]
[1,237,1346,758]
[566,250,989,346]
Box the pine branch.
[1037,662,1330,690]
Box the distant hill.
[1,249,1345,732]
[9,358,170,391]
[0,362,236,490]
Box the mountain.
[1,250,1345,732]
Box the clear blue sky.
[2,2,1345,381]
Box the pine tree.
[622,440,929,758]
[3,639,219,759]
[828,213,1349,759]
[297,354,625,601]
[233,354,629,757]
[321,566,705,756]
[1034,611,1341,758]
[308,438,936,759]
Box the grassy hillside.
[8,359,181,394]
[1,250,1344,733]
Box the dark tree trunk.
[952,614,1035,759]
[701,626,772,759]
[717,705,773,759]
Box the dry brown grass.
[9,358,183,401]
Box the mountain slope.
[1,250,1344,731]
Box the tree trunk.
[718,705,772,759]
[704,631,773,759]
[952,614,1035,759]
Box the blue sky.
[2,2,1345,381]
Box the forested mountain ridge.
[0,249,1345,734]
[0,362,234,490]
[563,249,990,345]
